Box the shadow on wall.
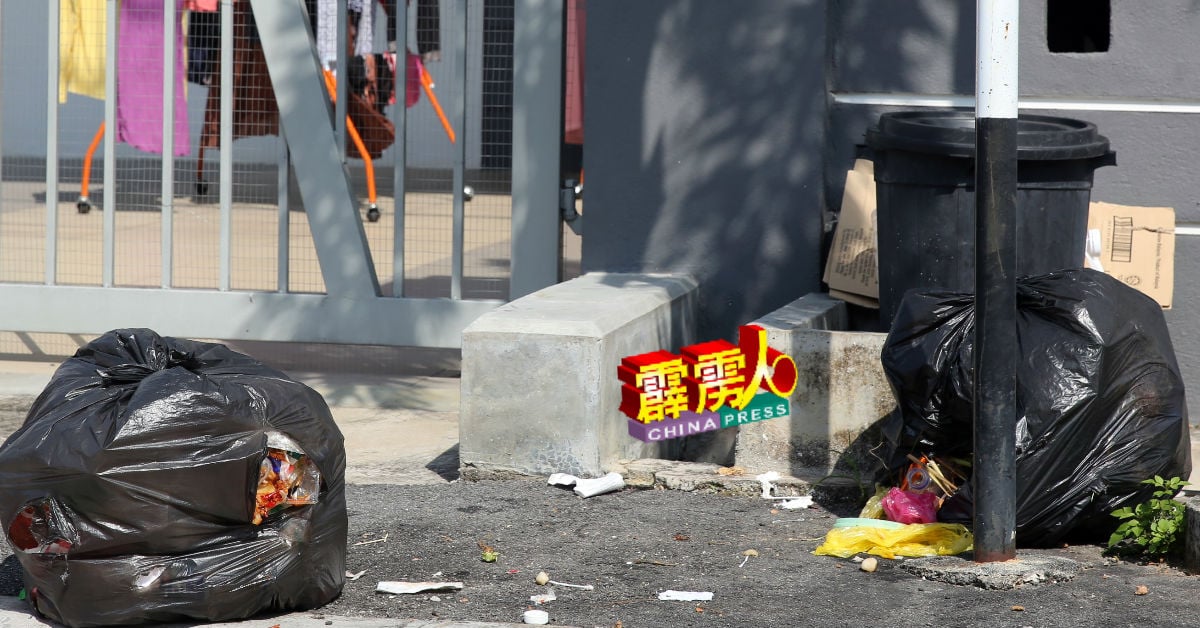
[823,0,970,230]
[585,1,968,342]
[585,1,828,341]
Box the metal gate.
[0,0,568,348]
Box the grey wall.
[581,0,828,341]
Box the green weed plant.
[1107,475,1188,559]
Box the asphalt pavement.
[0,345,1199,627]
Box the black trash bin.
[865,110,1115,328]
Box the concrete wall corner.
[459,272,699,478]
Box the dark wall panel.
[582,0,827,340]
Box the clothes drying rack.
[75,60,453,224]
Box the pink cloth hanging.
[117,0,191,156]
[564,0,585,145]
[383,50,423,109]
[183,0,218,11]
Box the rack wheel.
[195,180,208,197]
[76,197,92,214]
[366,205,381,222]
[463,185,475,202]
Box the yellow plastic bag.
[858,485,888,519]
[813,519,973,559]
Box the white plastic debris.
[523,609,550,624]
[530,590,557,604]
[775,496,814,509]
[658,590,713,602]
[548,579,594,590]
[573,472,625,498]
[549,472,625,498]
[547,473,579,487]
[345,570,367,581]
[375,581,464,594]
[755,471,781,498]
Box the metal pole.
[219,0,233,291]
[335,0,348,159]
[161,0,175,288]
[102,0,118,287]
[277,135,290,293]
[509,0,564,300]
[450,0,466,300]
[391,0,408,297]
[45,0,61,285]
[973,0,1019,563]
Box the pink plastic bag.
[881,487,938,524]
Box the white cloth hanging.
[317,0,375,70]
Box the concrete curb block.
[1184,496,1200,571]
[460,273,698,478]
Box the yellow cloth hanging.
[60,0,108,103]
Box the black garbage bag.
[0,329,347,627]
[878,269,1190,547]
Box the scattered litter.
[1135,585,1149,596]
[755,471,781,498]
[658,590,713,602]
[547,471,626,498]
[881,487,938,524]
[775,496,814,510]
[631,559,676,566]
[479,540,500,563]
[742,549,759,557]
[530,590,557,605]
[673,533,690,541]
[547,473,578,487]
[1011,605,1025,612]
[738,555,750,568]
[860,557,878,572]
[430,596,441,602]
[432,571,443,578]
[345,570,367,581]
[716,466,745,476]
[353,533,389,546]
[548,579,594,590]
[535,571,550,585]
[375,581,464,595]
[523,609,550,624]
[813,519,973,559]
[574,472,626,498]
[507,569,520,575]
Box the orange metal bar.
[323,70,377,205]
[345,117,377,205]
[418,65,456,144]
[81,121,106,198]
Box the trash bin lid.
[866,110,1111,160]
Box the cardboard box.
[822,162,1176,310]
[1084,201,1175,309]
[823,159,879,309]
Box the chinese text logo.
[618,325,796,442]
